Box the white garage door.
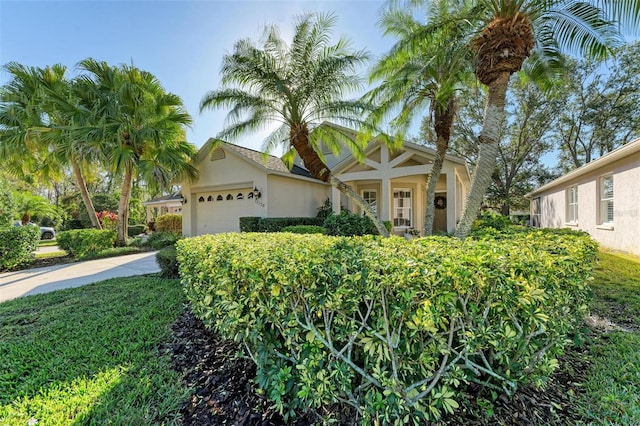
[195,188,256,234]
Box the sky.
[0,0,394,153]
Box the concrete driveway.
[0,251,160,303]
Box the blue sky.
[0,0,393,152]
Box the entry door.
[433,193,447,234]
[393,189,412,230]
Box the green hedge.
[57,229,116,258]
[239,216,324,233]
[156,245,179,278]
[239,217,261,232]
[323,210,378,236]
[0,226,39,270]
[127,224,146,237]
[178,230,597,423]
[281,225,327,234]
[155,214,182,235]
[146,231,179,250]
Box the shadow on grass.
[0,276,188,425]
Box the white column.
[381,178,391,222]
[331,186,341,214]
[446,171,456,233]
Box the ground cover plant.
[177,230,597,423]
[0,276,187,425]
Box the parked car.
[13,221,56,240]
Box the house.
[526,138,640,256]
[181,136,471,237]
[142,191,182,223]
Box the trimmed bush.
[146,231,179,250]
[257,217,323,232]
[57,229,116,258]
[239,216,261,232]
[155,214,182,235]
[281,225,326,234]
[178,230,597,422]
[156,245,179,278]
[323,210,378,236]
[0,226,39,270]
[128,224,146,237]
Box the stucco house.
[142,192,183,223]
[526,138,640,256]
[181,136,471,237]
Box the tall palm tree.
[77,59,198,245]
[0,62,103,229]
[367,3,474,235]
[200,12,389,237]
[449,0,640,238]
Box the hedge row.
[155,214,182,235]
[177,230,597,422]
[57,229,116,258]
[0,226,39,270]
[239,216,323,233]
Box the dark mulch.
[163,308,592,425]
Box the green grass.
[0,276,188,425]
[79,246,147,261]
[37,240,58,248]
[573,251,640,424]
[35,251,67,259]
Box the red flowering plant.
[96,211,118,231]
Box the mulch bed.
[163,308,592,425]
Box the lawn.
[0,276,188,425]
[0,250,638,424]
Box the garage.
[195,188,257,234]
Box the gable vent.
[210,148,225,161]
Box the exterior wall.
[182,150,268,236]
[532,151,640,256]
[266,174,329,217]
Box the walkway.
[0,251,160,303]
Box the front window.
[393,189,412,228]
[566,186,578,223]
[531,197,541,228]
[599,175,614,224]
[362,190,377,215]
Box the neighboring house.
[182,134,471,237]
[526,138,640,256]
[142,192,182,223]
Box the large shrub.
[0,226,39,270]
[57,229,116,258]
[281,225,326,234]
[156,245,179,278]
[239,216,261,232]
[127,224,146,237]
[323,210,378,236]
[239,216,324,233]
[145,231,179,250]
[178,230,597,423]
[155,214,182,235]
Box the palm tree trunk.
[71,160,102,230]
[423,137,446,236]
[290,126,389,237]
[454,72,509,239]
[116,167,133,246]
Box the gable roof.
[527,138,640,198]
[196,138,317,179]
[143,191,182,205]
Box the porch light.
[180,195,187,204]
[252,187,262,199]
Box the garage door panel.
[195,189,255,235]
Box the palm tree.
[76,59,198,245]
[200,12,389,237]
[0,62,103,229]
[449,0,640,238]
[16,193,58,225]
[367,3,474,235]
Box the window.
[226,194,234,200]
[216,195,223,201]
[237,193,244,200]
[362,190,377,215]
[599,175,614,224]
[531,197,541,228]
[207,195,213,202]
[566,186,578,223]
[198,196,205,203]
[393,189,412,228]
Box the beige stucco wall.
[266,174,329,217]
[182,149,268,236]
[533,151,640,255]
